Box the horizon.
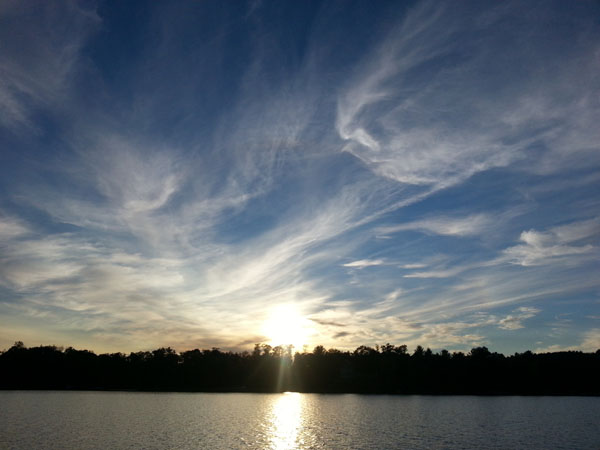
[3,340,598,357]
[1,1,599,356]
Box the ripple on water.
[1,392,599,450]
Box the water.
[1,391,599,449]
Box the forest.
[1,341,598,395]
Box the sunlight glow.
[262,304,312,350]
[268,392,303,450]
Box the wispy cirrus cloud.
[377,214,493,238]
[336,1,600,190]
[0,0,100,130]
[342,259,386,268]
[502,218,599,267]
[498,307,541,330]
[535,329,600,354]
[0,216,30,239]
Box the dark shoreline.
[2,342,599,396]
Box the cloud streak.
[0,1,100,130]
[378,214,493,237]
[498,307,541,331]
[336,1,600,191]
[502,218,599,267]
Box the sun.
[262,304,311,350]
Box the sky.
[1,0,599,355]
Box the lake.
[1,391,599,449]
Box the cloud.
[502,218,599,266]
[581,329,600,352]
[333,331,351,339]
[535,329,600,353]
[0,216,30,239]
[384,289,404,303]
[533,343,575,353]
[336,1,600,189]
[378,214,492,237]
[403,267,465,279]
[419,322,486,348]
[342,259,385,268]
[498,306,541,330]
[0,0,100,130]
[1,1,599,354]
[399,264,426,269]
[336,3,517,187]
[310,319,345,327]
[402,259,475,279]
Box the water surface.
[1,391,598,449]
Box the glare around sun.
[262,304,312,350]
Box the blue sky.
[1,0,599,354]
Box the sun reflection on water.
[268,392,303,450]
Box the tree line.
[1,341,598,395]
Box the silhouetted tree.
[1,341,598,395]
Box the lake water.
[1,391,599,449]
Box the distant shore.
[2,342,599,395]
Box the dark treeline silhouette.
[1,341,598,395]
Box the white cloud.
[581,329,600,352]
[399,263,426,269]
[0,216,30,239]
[343,259,385,268]
[420,322,486,348]
[533,343,576,353]
[336,3,518,187]
[378,214,492,237]
[336,1,600,189]
[503,218,599,266]
[384,289,404,303]
[535,329,600,353]
[498,306,541,330]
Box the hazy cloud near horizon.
[1,0,599,354]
